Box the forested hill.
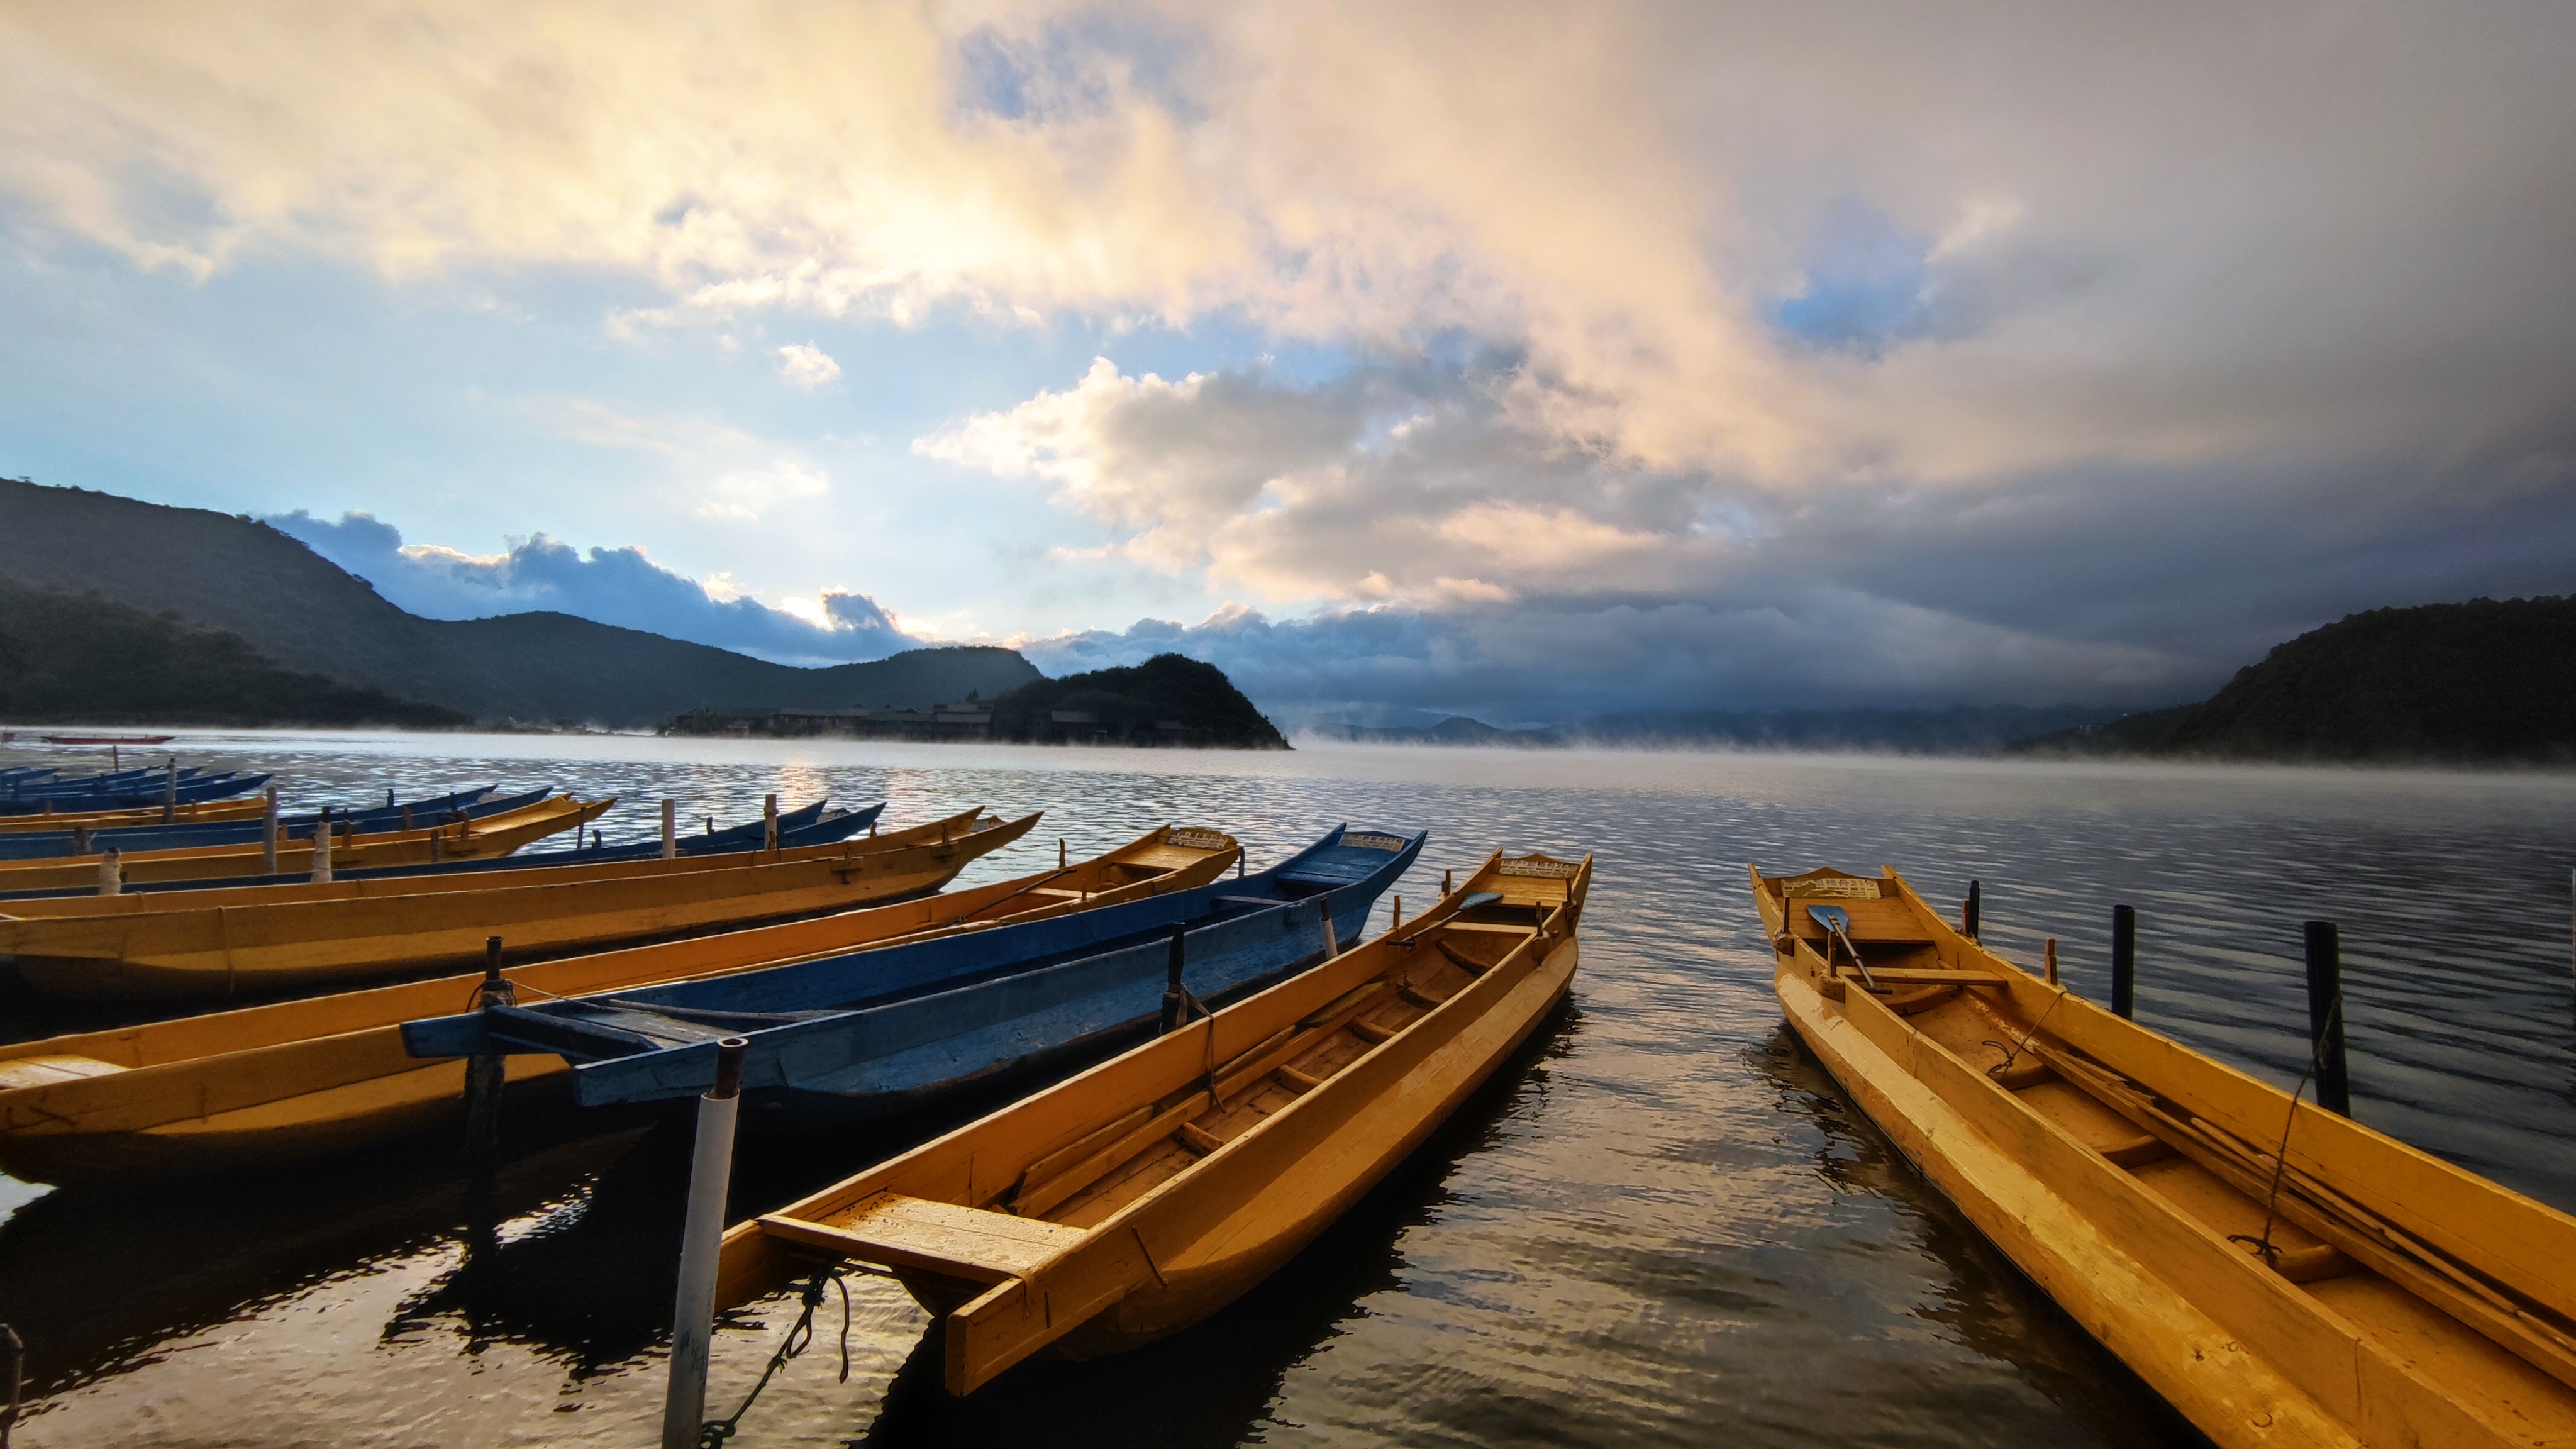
[991,654,1289,748]
[0,478,1041,728]
[2017,596,2576,763]
[0,577,466,728]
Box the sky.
[2,1,2572,726]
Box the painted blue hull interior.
[398,824,1424,1130]
[0,785,518,860]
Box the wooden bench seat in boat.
[766,1194,1088,1284]
[1785,896,1933,945]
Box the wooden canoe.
[0,824,1236,1185]
[0,809,1046,1001]
[0,806,896,922]
[407,826,1425,1127]
[1752,864,2576,1449]
[712,848,1590,1394]
[0,784,514,856]
[0,794,609,891]
[0,795,270,832]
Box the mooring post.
[464,936,515,1167]
[2304,920,2352,1117]
[1392,894,1402,930]
[2043,936,2059,987]
[1160,924,1188,1033]
[663,1036,748,1449]
[662,799,677,860]
[161,758,176,824]
[262,786,279,875]
[2111,905,2136,1018]
[1059,838,1068,869]
[311,808,333,884]
[96,848,119,897]
[1963,880,1982,941]
[1443,867,1454,896]
[763,794,779,855]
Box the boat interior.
[1757,865,2576,1440]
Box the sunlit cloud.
[775,342,841,389]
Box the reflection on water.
[1,731,2570,1446]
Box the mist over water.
[3,732,2570,1446]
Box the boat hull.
[1052,936,1575,1357]
[1775,965,2350,1448]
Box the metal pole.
[2303,920,2352,1118]
[663,1037,748,1449]
[1963,880,1982,941]
[662,799,677,860]
[2111,905,2136,1019]
[1160,924,1187,1033]
[262,787,279,875]
[97,848,119,897]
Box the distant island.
[2013,595,2576,764]
[668,653,1291,749]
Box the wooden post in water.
[2303,921,2352,1118]
[461,936,516,1197]
[311,811,333,884]
[96,848,119,897]
[663,1036,748,1449]
[160,758,176,824]
[1443,868,1454,896]
[2043,937,2058,986]
[2111,905,2137,1019]
[1962,880,1982,941]
[1392,894,1402,931]
[662,799,677,860]
[1060,838,1069,869]
[262,787,279,875]
[1160,924,1189,1033]
[763,794,778,855]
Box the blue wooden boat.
[0,772,267,815]
[0,786,518,860]
[400,824,1423,1130]
[0,798,880,901]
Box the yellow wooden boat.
[1752,864,2576,1449]
[0,809,1042,1001]
[0,795,271,832]
[713,848,1590,1394]
[0,825,1238,1185]
[0,794,606,891]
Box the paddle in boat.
[1751,863,2576,1449]
[707,847,1588,1394]
[0,824,1238,1185]
[401,826,1425,1131]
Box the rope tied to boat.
[2229,993,2341,1271]
[697,1269,856,1446]
[1172,983,1228,1111]
[1982,989,2068,1081]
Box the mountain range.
[0,478,1037,728]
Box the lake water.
[3,731,2572,1447]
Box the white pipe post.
[97,848,120,896]
[762,794,778,855]
[662,799,677,860]
[261,787,279,875]
[311,813,333,884]
[663,1038,748,1449]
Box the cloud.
[776,343,841,389]
[266,509,914,665]
[7,3,2575,718]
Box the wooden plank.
[767,1194,1087,1284]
